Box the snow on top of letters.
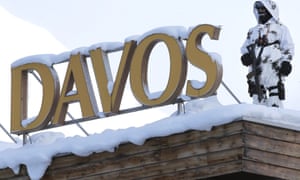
[11,25,221,68]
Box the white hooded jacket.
[241,0,294,62]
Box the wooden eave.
[1,118,299,179]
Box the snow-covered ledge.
[1,96,300,179]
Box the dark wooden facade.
[1,118,300,179]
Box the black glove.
[279,61,292,76]
[241,53,253,66]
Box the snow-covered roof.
[1,96,300,179]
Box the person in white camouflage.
[240,0,294,108]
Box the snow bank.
[0,96,300,179]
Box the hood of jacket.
[253,0,279,23]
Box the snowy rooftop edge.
[1,97,300,179]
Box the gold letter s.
[186,24,222,97]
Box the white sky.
[1,0,300,142]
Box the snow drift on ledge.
[1,96,300,179]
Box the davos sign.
[11,24,223,134]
